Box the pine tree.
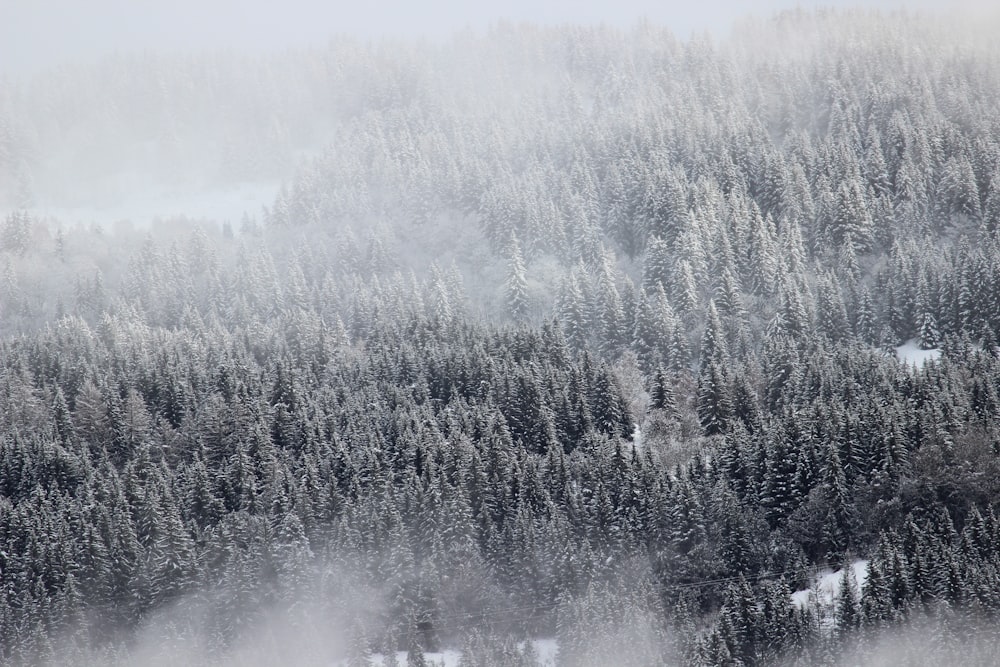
[834,563,861,640]
[700,300,729,369]
[916,309,940,350]
[642,236,672,294]
[915,275,940,349]
[834,179,874,251]
[938,155,982,222]
[730,368,762,433]
[777,279,811,339]
[557,270,590,351]
[649,366,678,418]
[854,286,876,344]
[697,360,732,436]
[672,258,699,316]
[505,235,530,323]
[596,275,627,357]
[821,443,855,562]
[816,273,851,343]
[983,170,1000,232]
[715,268,748,325]
[1,210,31,256]
[406,637,427,667]
[745,203,778,295]
[632,292,660,373]
[761,423,801,527]
[861,552,892,626]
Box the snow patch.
[530,638,559,665]
[895,340,941,368]
[791,560,869,609]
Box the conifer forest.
[4,7,1000,666]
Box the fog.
[12,559,387,667]
[4,0,994,75]
[830,611,1000,667]
[3,0,996,228]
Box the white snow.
[530,638,559,665]
[895,340,941,368]
[791,560,869,609]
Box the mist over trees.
[3,8,1000,666]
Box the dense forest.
[3,8,1000,666]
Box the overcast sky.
[0,0,992,75]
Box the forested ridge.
[3,9,1000,666]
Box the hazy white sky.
[0,0,990,74]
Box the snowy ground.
[895,340,942,368]
[791,560,869,610]
[7,181,280,230]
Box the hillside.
[2,9,1000,666]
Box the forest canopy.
[2,8,1000,666]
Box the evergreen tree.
[505,236,531,323]
[697,360,732,436]
[642,236,672,294]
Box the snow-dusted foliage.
[2,8,1000,667]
